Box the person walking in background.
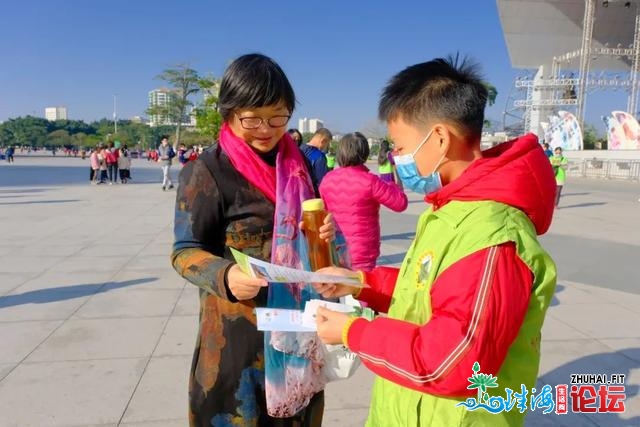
[157,136,175,191]
[550,146,568,207]
[5,145,15,163]
[320,132,408,271]
[300,128,332,185]
[542,142,553,158]
[118,145,132,183]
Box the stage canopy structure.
[498,0,640,148]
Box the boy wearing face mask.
[313,56,558,426]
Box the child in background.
[320,132,408,271]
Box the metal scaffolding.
[576,0,596,128]
[503,0,640,149]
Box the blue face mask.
[393,129,446,195]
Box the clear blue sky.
[0,0,626,134]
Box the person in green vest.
[313,55,558,426]
[377,139,395,182]
[550,146,568,207]
[326,149,336,170]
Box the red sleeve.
[357,266,399,313]
[347,243,532,396]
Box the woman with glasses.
[172,53,339,427]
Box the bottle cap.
[302,198,325,212]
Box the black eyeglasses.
[235,114,291,130]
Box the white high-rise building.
[45,106,67,121]
[298,117,309,133]
[298,117,324,134]
[148,88,179,126]
[308,119,324,133]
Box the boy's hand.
[226,264,268,300]
[316,306,350,345]
[312,266,359,298]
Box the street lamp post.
[113,94,118,134]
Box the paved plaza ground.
[0,156,638,426]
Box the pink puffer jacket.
[320,165,408,271]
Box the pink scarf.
[219,122,325,417]
[219,122,310,203]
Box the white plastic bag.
[320,296,364,382]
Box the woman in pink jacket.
[320,132,408,271]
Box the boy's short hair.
[218,53,295,121]
[378,54,488,138]
[313,128,333,142]
[336,132,370,167]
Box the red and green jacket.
[345,134,558,426]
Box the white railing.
[566,158,640,181]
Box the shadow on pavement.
[0,188,49,194]
[378,252,407,266]
[549,283,565,307]
[381,232,415,242]
[0,277,158,308]
[557,202,607,209]
[0,199,81,205]
[530,348,640,426]
[562,192,591,197]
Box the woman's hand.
[316,306,351,345]
[226,264,268,300]
[319,212,335,242]
[298,212,336,242]
[311,266,360,298]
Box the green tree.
[195,75,222,139]
[47,129,71,147]
[3,116,50,146]
[71,132,88,148]
[582,124,599,149]
[148,64,201,147]
[482,82,498,130]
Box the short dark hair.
[378,54,488,138]
[313,128,333,142]
[336,132,369,167]
[218,53,295,121]
[378,139,391,165]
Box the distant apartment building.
[308,119,324,133]
[298,117,324,134]
[148,89,178,126]
[45,106,68,121]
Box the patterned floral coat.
[171,144,323,427]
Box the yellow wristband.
[342,317,358,347]
[351,271,365,299]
